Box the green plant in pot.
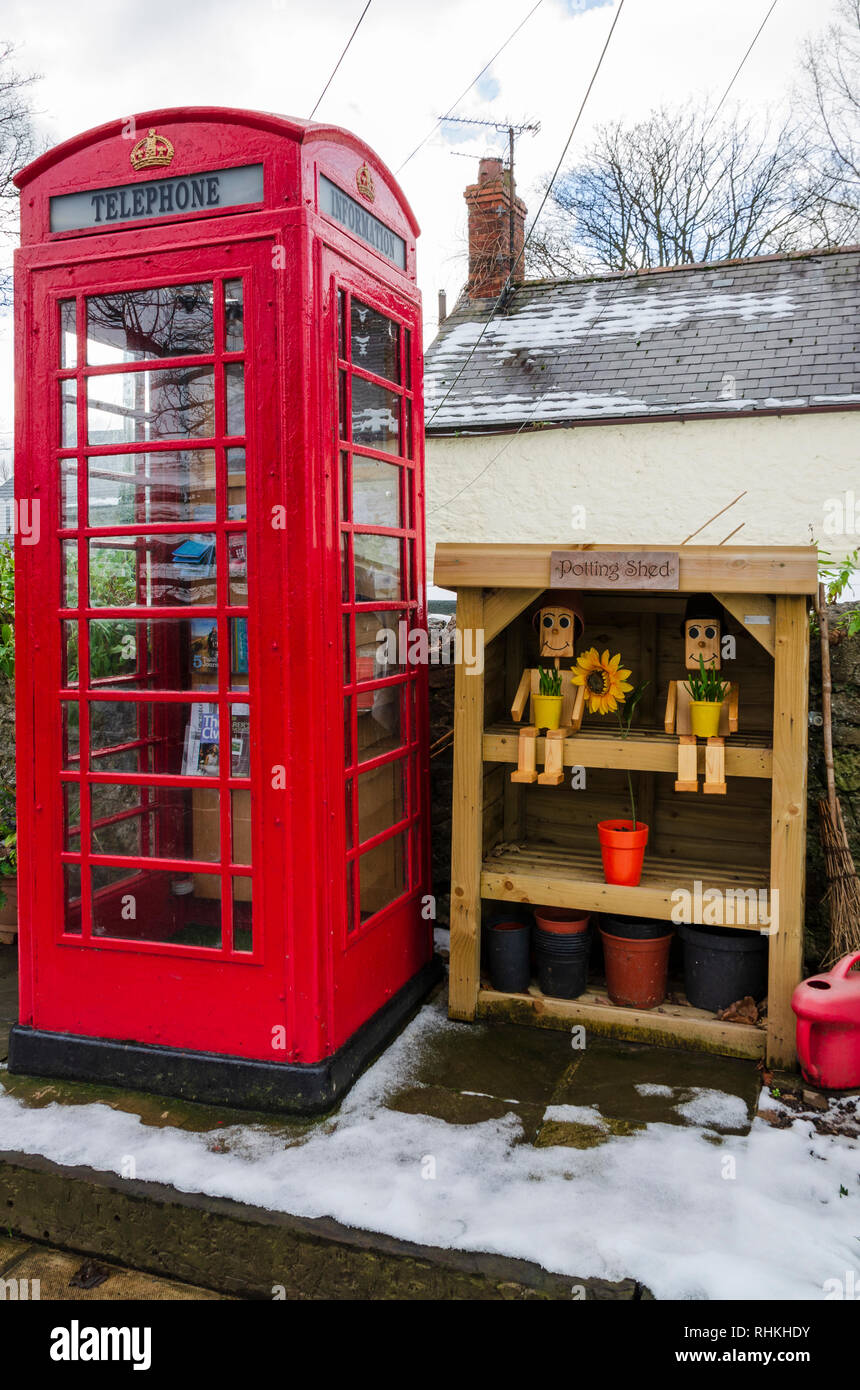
[684,654,728,739]
[533,664,563,730]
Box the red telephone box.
[9,107,438,1111]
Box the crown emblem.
[355,161,375,202]
[130,128,175,172]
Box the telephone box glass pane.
[357,685,403,763]
[63,863,82,935]
[358,759,405,845]
[223,280,244,352]
[60,300,77,368]
[351,376,399,452]
[61,380,77,446]
[232,878,252,952]
[230,619,249,685]
[354,535,401,602]
[89,701,210,775]
[91,784,219,861]
[85,617,218,691]
[90,700,150,772]
[87,451,217,527]
[359,832,405,921]
[352,458,401,528]
[231,791,251,866]
[62,621,79,686]
[62,701,80,769]
[228,533,248,605]
[340,533,350,603]
[355,610,406,680]
[87,367,216,444]
[230,705,250,776]
[86,283,214,364]
[91,863,222,946]
[63,783,81,850]
[60,461,78,528]
[350,300,400,384]
[88,535,217,607]
[226,447,247,520]
[62,540,78,607]
[225,363,245,435]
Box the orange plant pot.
[600,927,673,1009]
[597,820,649,887]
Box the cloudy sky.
[0,0,839,465]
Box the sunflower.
[571,648,633,715]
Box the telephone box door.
[20,240,290,1061]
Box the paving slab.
[401,1013,576,1107]
[387,1083,547,1142]
[541,1035,760,1138]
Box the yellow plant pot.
[533,694,563,731]
[689,701,723,738]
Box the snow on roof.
[424,247,860,432]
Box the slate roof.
[424,246,860,433]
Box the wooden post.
[449,588,486,1020]
[767,595,809,1068]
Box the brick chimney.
[464,156,527,300]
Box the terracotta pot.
[534,906,590,936]
[597,820,649,887]
[689,700,723,737]
[600,926,673,1009]
[0,875,17,929]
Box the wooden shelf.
[477,981,765,1060]
[482,842,770,926]
[483,722,773,779]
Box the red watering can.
[791,951,860,1090]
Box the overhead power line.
[428,0,786,513]
[395,0,545,174]
[426,0,627,428]
[309,1,373,121]
[703,0,781,135]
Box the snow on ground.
[0,1000,857,1301]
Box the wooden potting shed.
[435,543,818,1070]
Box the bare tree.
[802,0,860,224]
[0,41,39,305]
[527,103,858,277]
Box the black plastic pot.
[535,925,590,1000]
[679,923,768,1012]
[487,921,531,994]
[603,914,671,940]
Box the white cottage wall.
[426,411,859,578]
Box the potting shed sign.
[550,550,680,590]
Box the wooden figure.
[664,595,738,795]
[511,591,585,786]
